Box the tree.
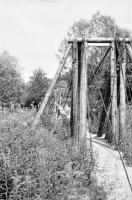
[58,12,131,68]
[26,68,49,111]
[0,51,24,107]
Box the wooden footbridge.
[33,38,132,145]
[32,37,132,193]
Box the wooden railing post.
[119,42,126,143]
[79,42,88,140]
[71,41,79,139]
[111,41,117,144]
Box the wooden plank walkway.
[88,134,132,200]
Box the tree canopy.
[0,51,24,106]
[57,12,132,102]
[58,12,131,64]
[25,68,49,110]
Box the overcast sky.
[0,0,132,82]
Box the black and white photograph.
[0,0,132,199]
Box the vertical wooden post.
[71,41,79,138]
[111,41,117,144]
[119,42,126,143]
[79,42,88,140]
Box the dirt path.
[89,135,132,200]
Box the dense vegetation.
[0,12,132,200]
[0,109,107,200]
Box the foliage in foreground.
[119,106,132,165]
[0,110,107,200]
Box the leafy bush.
[119,106,132,165]
[0,110,106,200]
[41,110,71,140]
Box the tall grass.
[0,109,106,200]
[120,105,132,165]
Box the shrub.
[119,106,132,165]
[41,110,71,140]
[0,110,106,200]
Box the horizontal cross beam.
[87,43,111,47]
[68,38,132,43]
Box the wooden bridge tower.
[71,40,88,141]
[33,37,132,145]
[69,38,132,144]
